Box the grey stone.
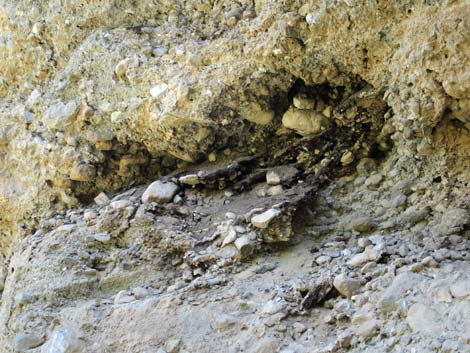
[293,322,307,333]
[439,208,470,235]
[391,180,413,195]
[357,238,372,248]
[390,194,407,208]
[248,337,280,353]
[365,173,383,187]
[449,280,470,299]
[401,206,429,225]
[315,255,331,265]
[42,328,80,353]
[114,290,135,304]
[92,232,111,243]
[142,181,179,204]
[14,292,35,308]
[13,333,44,352]
[267,185,283,196]
[347,245,384,267]
[234,236,255,257]
[406,303,442,335]
[266,165,298,185]
[164,338,181,353]
[377,273,423,313]
[221,228,237,247]
[262,299,286,315]
[110,200,132,210]
[94,192,110,205]
[132,287,150,300]
[351,313,379,338]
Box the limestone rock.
[114,290,136,305]
[179,174,200,186]
[351,313,379,338]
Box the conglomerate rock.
[0,0,469,352]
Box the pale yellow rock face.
[0,1,468,254]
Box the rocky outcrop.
[0,0,469,352]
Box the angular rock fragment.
[449,280,470,299]
[179,174,200,186]
[347,245,384,267]
[251,209,281,229]
[265,165,299,186]
[92,232,111,244]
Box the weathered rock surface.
[0,0,469,352]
